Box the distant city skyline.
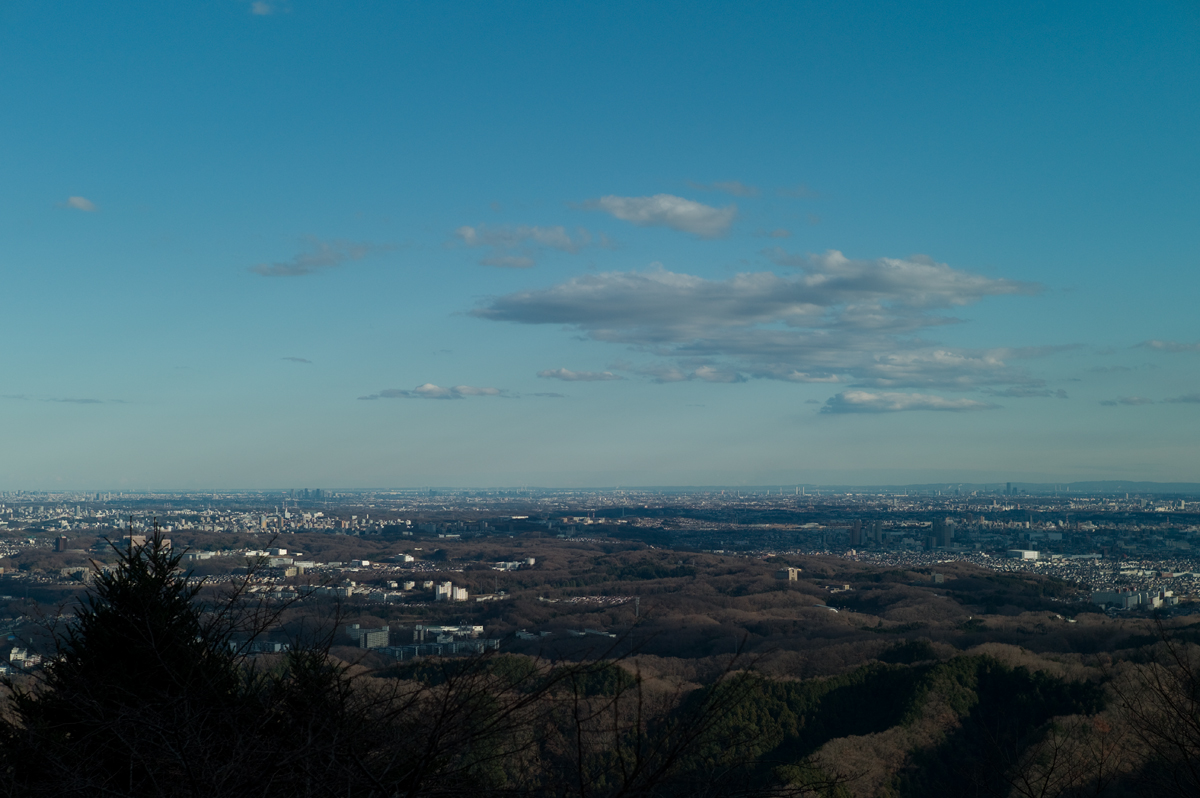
[2,1,1198,489]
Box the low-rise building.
[345,624,391,648]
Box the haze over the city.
[2,1,1198,490]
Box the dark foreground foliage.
[0,536,846,797]
[4,535,1200,797]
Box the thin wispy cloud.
[531,392,566,398]
[454,224,598,267]
[4,394,120,404]
[537,368,622,382]
[620,363,747,384]
[248,1,287,14]
[1138,340,1200,353]
[985,386,1069,398]
[456,225,588,252]
[474,253,1041,392]
[583,194,736,238]
[991,345,1081,360]
[250,238,387,277]
[358,383,507,400]
[63,196,97,212]
[1100,396,1155,406]
[282,357,312,364]
[1165,393,1200,404]
[631,363,687,383]
[688,180,760,197]
[822,391,998,414]
[777,184,821,199]
[480,255,535,269]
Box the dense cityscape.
[3,484,1198,616]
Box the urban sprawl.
[1,484,1198,667]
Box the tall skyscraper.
[933,517,952,547]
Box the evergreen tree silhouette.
[1,531,246,796]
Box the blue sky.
[2,0,1198,489]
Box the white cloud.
[64,196,96,212]
[689,180,759,197]
[584,194,736,238]
[452,385,503,396]
[851,350,1037,390]
[250,238,386,277]
[358,383,506,400]
[692,365,745,383]
[537,368,622,382]
[412,384,456,400]
[752,368,841,383]
[1138,340,1200,353]
[473,255,1041,392]
[763,249,1033,308]
[821,391,998,414]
